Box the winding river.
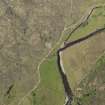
[57,27,105,105]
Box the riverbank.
[57,27,105,105]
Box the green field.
[67,6,105,42]
[21,55,65,105]
[33,56,65,105]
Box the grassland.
[0,0,71,104]
[72,53,105,105]
[19,1,105,105]
[32,55,65,105]
[62,32,105,89]
[0,0,105,105]
[20,55,65,105]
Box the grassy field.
[67,6,105,42]
[62,31,105,89]
[72,53,105,105]
[21,55,65,105]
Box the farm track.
[18,3,105,105]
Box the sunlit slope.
[72,54,105,105]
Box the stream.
[57,27,105,105]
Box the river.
[57,27,105,105]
